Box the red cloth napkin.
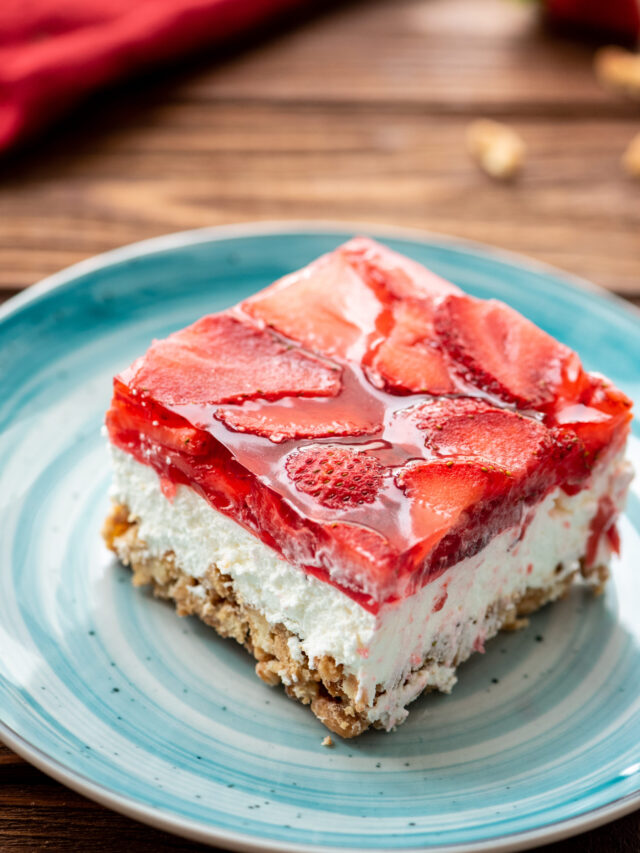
[0,0,303,154]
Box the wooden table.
[1,0,638,849]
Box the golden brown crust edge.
[102,503,608,738]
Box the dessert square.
[103,237,633,737]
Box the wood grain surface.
[1,0,639,850]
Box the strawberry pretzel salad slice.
[103,238,633,737]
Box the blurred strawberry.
[544,0,640,42]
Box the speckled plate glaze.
[1,223,639,853]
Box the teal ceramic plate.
[1,223,639,852]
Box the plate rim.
[1,219,638,852]
[2,716,640,853]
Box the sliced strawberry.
[396,461,490,548]
[215,402,380,444]
[341,237,460,300]
[107,381,213,457]
[243,251,385,359]
[554,404,615,460]
[547,426,590,488]
[367,299,456,394]
[554,376,632,462]
[132,313,341,406]
[285,445,386,509]
[434,294,585,410]
[320,522,398,605]
[403,397,552,478]
[402,396,593,496]
[395,459,537,580]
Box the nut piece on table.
[595,46,640,98]
[466,119,525,181]
[623,131,640,178]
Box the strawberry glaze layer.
[106,238,633,612]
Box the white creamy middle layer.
[110,446,628,726]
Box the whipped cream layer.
[109,446,631,729]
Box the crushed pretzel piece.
[622,131,640,178]
[466,119,525,180]
[594,46,640,98]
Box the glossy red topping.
[106,238,633,612]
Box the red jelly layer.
[106,238,633,613]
